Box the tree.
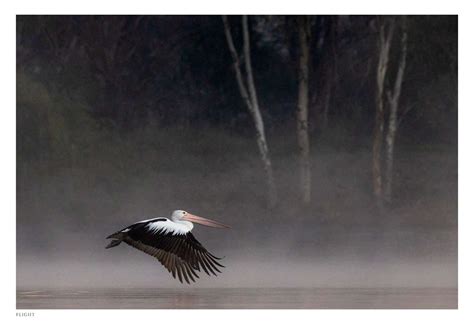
[311,15,335,133]
[78,16,149,127]
[372,16,394,208]
[296,16,312,204]
[384,16,408,203]
[222,15,277,207]
[372,16,408,207]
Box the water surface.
[17,287,457,309]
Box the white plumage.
[146,218,192,235]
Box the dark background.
[16,15,457,289]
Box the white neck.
[172,219,194,231]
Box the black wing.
[113,223,224,284]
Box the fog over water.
[17,133,457,291]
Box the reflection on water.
[17,287,457,309]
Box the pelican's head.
[171,209,187,221]
[172,209,230,228]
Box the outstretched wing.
[122,223,224,284]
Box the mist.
[17,128,457,290]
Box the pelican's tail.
[105,239,122,249]
[105,231,125,249]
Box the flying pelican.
[106,210,229,284]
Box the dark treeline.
[17,15,456,135]
[17,15,457,242]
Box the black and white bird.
[106,210,230,284]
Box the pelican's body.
[106,210,229,284]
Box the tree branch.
[222,15,253,112]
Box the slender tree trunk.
[384,17,408,203]
[222,15,277,207]
[296,16,312,204]
[321,67,332,130]
[373,17,394,209]
[319,19,333,132]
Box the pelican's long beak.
[184,213,230,228]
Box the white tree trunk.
[384,17,408,203]
[296,16,312,204]
[373,17,394,209]
[222,15,277,207]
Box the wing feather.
[118,224,224,283]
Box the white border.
[2,1,472,335]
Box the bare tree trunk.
[222,15,277,207]
[296,16,312,204]
[384,17,408,203]
[318,18,334,132]
[373,17,394,209]
[321,68,332,131]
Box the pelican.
[106,210,229,284]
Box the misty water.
[17,287,456,309]
[16,142,457,309]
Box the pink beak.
[184,212,230,229]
